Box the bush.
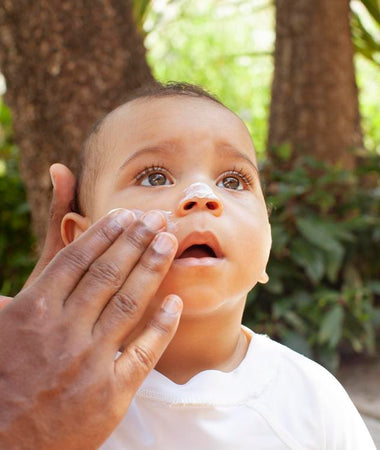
[243,148,380,372]
[0,100,36,296]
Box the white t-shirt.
[101,328,376,449]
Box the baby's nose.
[176,182,223,217]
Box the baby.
[61,82,375,449]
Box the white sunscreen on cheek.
[106,208,179,233]
[160,210,179,234]
[134,209,179,234]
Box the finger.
[114,295,182,391]
[64,211,168,325]
[93,231,178,344]
[0,295,12,311]
[24,164,76,288]
[25,209,134,307]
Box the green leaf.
[283,310,307,333]
[296,217,344,255]
[272,291,314,320]
[290,238,325,283]
[318,305,344,348]
[351,8,380,66]
[360,0,380,24]
[324,244,344,283]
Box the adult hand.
[0,208,181,449]
[0,296,12,309]
[25,163,77,287]
[0,163,75,311]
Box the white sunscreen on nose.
[181,182,219,202]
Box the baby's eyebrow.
[117,141,259,176]
[217,145,259,175]
[117,143,177,174]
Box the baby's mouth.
[175,231,223,261]
[178,244,217,259]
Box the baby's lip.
[175,231,224,259]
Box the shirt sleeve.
[320,370,376,450]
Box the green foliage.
[356,55,380,153]
[244,152,380,373]
[351,0,380,66]
[0,100,36,296]
[361,0,380,23]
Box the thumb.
[45,163,76,252]
[0,295,13,311]
[115,295,182,393]
[24,163,76,288]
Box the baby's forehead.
[98,96,256,161]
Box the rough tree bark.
[0,0,153,246]
[268,0,363,168]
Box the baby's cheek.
[260,220,272,262]
[240,219,271,275]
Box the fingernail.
[153,233,176,253]
[162,295,181,314]
[142,211,165,231]
[108,209,134,227]
[49,167,56,189]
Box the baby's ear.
[61,212,91,245]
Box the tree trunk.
[0,0,153,247]
[268,0,363,168]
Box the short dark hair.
[75,81,226,216]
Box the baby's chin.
[154,281,249,319]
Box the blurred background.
[0,0,379,375]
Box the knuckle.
[61,246,92,272]
[130,344,156,370]
[123,223,153,252]
[149,317,172,335]
[111,291,139,319]
[139,252,166,275]
[94,223,119,246]
[88,260,123,288]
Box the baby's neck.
[154,298,248,384]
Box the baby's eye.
[217,174,245,191]
[136,167,173,186]
[143,172,168,186]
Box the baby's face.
[86,96,271,315]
